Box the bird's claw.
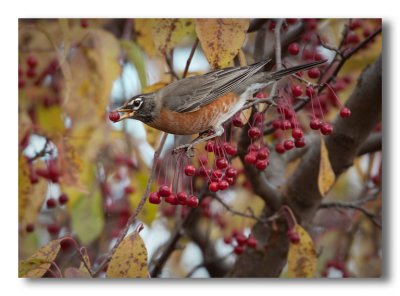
[173,145,195,158]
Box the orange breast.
[148,92,240,135]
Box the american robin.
[113,59,326,153]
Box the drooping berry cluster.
[223,229,258,255]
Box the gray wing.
[161,59,271,113]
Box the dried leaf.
[57,139,83,187]
[71,191,104,245]
[287,224,317,278]
[78,248,92,276]
[143,81,169,93]
[18,154,30,222]
[19,239,61,278]
[23,177,48,225]
[151,19,194,55]
[106,232,148,278]
[134,19,157,57]
[318,137,336,196]
[195,19,249,69]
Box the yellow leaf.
[36,105,65,137]
[142,81,169,93]
[71,191,104,245]
[121,40,148,88]
[318,137,336,196]
[23,177,48,225]
[195,19,249,69]
[129,171,158,225]
[19,239,61,278]
[57,139,83,187]
[135,19,157,57]
[106,232,148,278]
[18,154,30,222]
[151,19,194,55]
[287,224,317,278]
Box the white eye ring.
[128,98,143,110]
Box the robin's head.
[114,93,157,123]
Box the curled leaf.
[287,224,317,278]
[318,137,336,196]
[195,19,249,69]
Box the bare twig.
[319,201,381,229]
[357,132,382,156]
[274,19,284,70]
[28,138,51,163]
[182,39,199,79]
[93,133,168,276]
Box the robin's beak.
[113,105,135,122]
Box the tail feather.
[270,60,327,80]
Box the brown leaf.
[19,239,61,278]
[106,231,148,278]
[151,19,194,55]
[318,137,336,196]
[195,19,249,69]
[18,154,30,222]
[287,224,317,278]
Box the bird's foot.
[172,144,195,158]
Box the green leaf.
[71,191,104,245]
[106,231,148,278]
[121,40,147,89]
[19,239,61,278]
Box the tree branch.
[357,132,382,156]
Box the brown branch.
[182,38,199,79]
[357,132,382,156]
[319,201,381,229]
[247,19,268,33]
[93,133,168,277]
[28,138,51,163]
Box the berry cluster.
[223,229,258,255]
[148,184,199,208]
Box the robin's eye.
[129,98,143,110]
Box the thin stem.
[182,39,199,79]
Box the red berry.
[346,32,360,44]
[218,180,229,191]
[255,159,268,170]
[287,229,300,244]
[256,148,269,160]
[176,192,188,205]
[295,138,306,148]
[291,85,303,97]
[26,68,36,78]
[247,144,259,153]
[275,143,285,154]
[209,182,219,192]
[184,165,196,176]
[198,166,211,177]
[248,127,261,139]
[308,68,320,79]
[18,78,25,89]
[158,185,172,197]
[187,195,199,208]
[60,237,75,251]
[225,167,238,178]
[124,185,135,195]
[224,143,237,156]
[291,128,303,140]
[320,123,333,135]
[350,19,362,30]
[236,233,247,246]
[223,236,233,244]
[286,18,297,24]
[306,86,315,97]
[244,152,257,164]
[27,56,38,68]
[224,176,234,185]
[363,28,371,38]
[47,223,60,235]
[216,158,229,169]
[205,141,215,152]
[46,198,57,209]
[165,194,178,205]
[253,112,264,124]
[80,19,89,28]
[310,118,322,130]
[25,223,35,233]
[284,140,295,150]
[233,245,245,255]
[281,120,291,130]
[340,107,351,118]
[149,192,161,204]
[247,236,257,248]
[232,115,243,127]
[272,119,281,129]
[58,193,69,205]
[109,111,120,122]
[212,169,223,180]
[288,42,300,55]
[47,160,59,183]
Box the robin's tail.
[270,59,327,81]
